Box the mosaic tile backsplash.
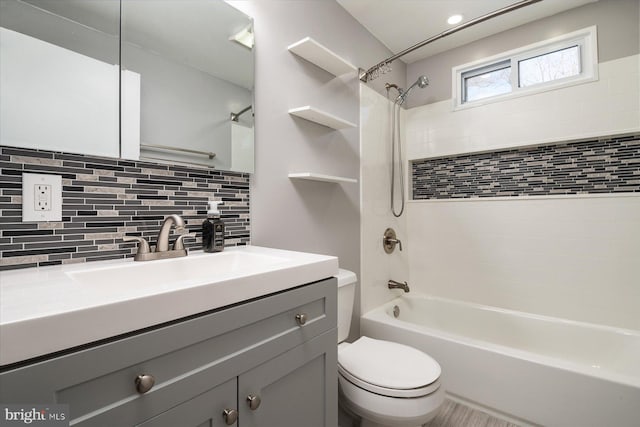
[412,134,640,199]
[0,146,250,270]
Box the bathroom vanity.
[0,246,338,426]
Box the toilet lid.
[338,336,441,390]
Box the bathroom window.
[518,45,581,87]
[462,60,512,103]
[453,26,598,109]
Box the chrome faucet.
[123,214,190,261]
[388,279,410,293]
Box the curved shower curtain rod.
[359,0,543,82]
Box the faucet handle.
[173,233,195,251]
[123,235,151,255]
[385,237,403,251]
[383,228,402,253]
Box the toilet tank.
[335,269,357,343]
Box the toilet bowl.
[336,269,444,427]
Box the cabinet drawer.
[0,278,336,426]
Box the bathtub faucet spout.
[388,279,410,293]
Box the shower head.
[396,75,429,105]
[412,75,430,89]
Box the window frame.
[461,59,512,104]
[452,26,598,110]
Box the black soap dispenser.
[202,201,224,253]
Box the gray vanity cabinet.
[0,278,337,427]
[137,379,237,427]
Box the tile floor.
[338,398,520,427]
[424,399,520,427]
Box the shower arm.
[230,105,253,122]
[359,0,543,82]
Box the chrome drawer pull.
[222,408,238,425]
[295,313,307,326]
[135,374,155,394]
[246,394,261,410]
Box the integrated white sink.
[0,246,338,366]
[67,250,289,290]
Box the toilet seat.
[338,336,441,398]
[338,363,441,398]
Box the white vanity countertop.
[0,245,338,366]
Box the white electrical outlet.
[35,184,52,211]
[22,173,62,222]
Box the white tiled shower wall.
[359,84,409,315]
[407,196,640,330]
[361,55,640,330]
[405,55,640,160]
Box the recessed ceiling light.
[447,14,463,25]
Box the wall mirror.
[0,0,255,173]
[121,0,254,172]
[0,0,120,158]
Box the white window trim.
[452,26,599,111]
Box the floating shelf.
[288,173,358,184]
[288,106,356,130]
[288,37,357,77]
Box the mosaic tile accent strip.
[412,134,640,199]
[0,146,250,270]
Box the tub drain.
[393,305,400,318]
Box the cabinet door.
[137,378,237,427]
[238,330,337,427]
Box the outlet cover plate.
[22,173,62,222]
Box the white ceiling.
[337,0,597,64]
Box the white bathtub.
[361,295,640,427]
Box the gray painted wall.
[234,1,403,277]
[406,0,640,107]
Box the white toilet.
[336,269,444,427]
